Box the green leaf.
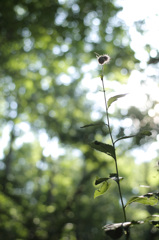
[95,174,123,186]
[94,181,110,199]
[114,130,152,144]
[125,193,159,208]
[95,176,109,185]
[151,221,159,228]
[145,215,159,228]
[146,214,159,222]
[80,122,106,128]
[146,215,159,228]
[107,94,127,109]
[90,141,115,160]
[114,134,136,144]
[139,130,152,137]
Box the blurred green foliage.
[0,0,158,239]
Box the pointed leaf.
[80,122,106,128]
[90,141,115,160]
[95,174,123,186]
[114,134,136,144]
[94,181,110,199]
[125,193,159,208]
[95,176,109,185]
[114,130,152,144]
[107,94,127,109]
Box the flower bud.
[95,53,110,65]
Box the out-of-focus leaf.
[146,214,159,222]
[80,122,106,128]
[146,215,159,228]
[114,130,152,144]
[90,141,115,160]
[125,193,159,208]
[107,94,127,109]
[114,134,136,144]
[139,130,152,136]
[151,221,159,228]
[94,180,110,199]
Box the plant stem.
[101,68,127,223]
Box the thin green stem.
[100,71,113,145]
[101,68,127,223]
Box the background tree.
[0,0,158,239]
